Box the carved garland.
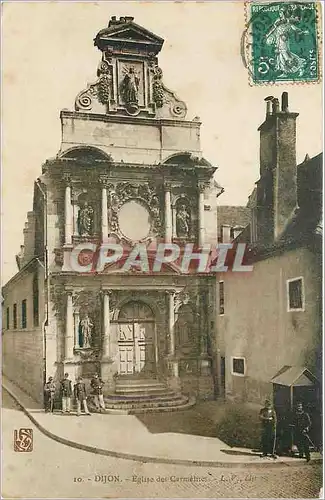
[149,58,187,118]
[149,57,187,118]
[151,65,164,108]
[75,60,113,111]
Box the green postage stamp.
[245,2,320,84]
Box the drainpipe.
[36,179,49,391]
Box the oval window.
[118,200,151,241]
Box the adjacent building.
[216,93,322,405]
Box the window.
[13,304,17,330]
[6,307,10,330]
[231,357,246,376]
[21,299,27,329]
[33,275,39,327]
[219,281,225,315]
[287,277,304,311]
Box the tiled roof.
[280,152,322,244]
[217,206,251,228]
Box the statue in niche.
[176,203,191,238]
[121,67,140,104]
[79,314,94,349]
[77,201,94,236]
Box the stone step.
[119,398,195,415]
[115,382,167,390]
[104,396,189,410]
[104,393,182,403]
[115,378,161,386]
[89,397,195,415]
[115,386,173,396]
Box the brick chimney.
[256,92,299,242]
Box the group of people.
[43,372,106,416]
[259,399,313,461]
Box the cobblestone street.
[2,391,322,498]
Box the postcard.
[1,1,323,498]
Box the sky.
[1,1,323,283]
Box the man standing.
[293,402,311,462]
[90,373,106,412]
[74,376,91,416]
[44,376,56,413]
[259,399,277,458]
[60,372,72,414]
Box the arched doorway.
[117,301,156,377]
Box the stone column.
[101,185,109,243]
[74,309,80,349]
[167,291,176,356]
[198,184,205,246]
[101,290,114,392]
[200,291,208,357]
[64,179,73,246]
[102,290,111,359]
[166,291,180,388]
[198,289,214,398]
[165,185,172,243]
[65,292,74,360]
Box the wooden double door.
[118,322,156,376]
[117,301,156,376]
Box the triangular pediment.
[94,19,164,54]
[103,25,162,44]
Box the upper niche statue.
[121,67,140,104]
[176,204,191,238]
[77,202,94,236]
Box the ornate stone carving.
[54,248,64,266]
[114,290,166,319]
[151,64,164,108]
[75,58,113,112]
[99,175,111,187]
[50,284,66,317]
[174,287,199,316]
[107,188,120,234]
[175,290,190,311]
[63,172,72,185]
[106,182,163,237]
[149,58,187,118]
[73,289,101,310]
[77,349,100,361]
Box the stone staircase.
[99,378,195,414]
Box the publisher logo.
[14,428,33,452]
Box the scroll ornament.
[75,60,112,111]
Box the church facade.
[2,17,223,405]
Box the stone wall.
[2,329,44,403]
[2,264,45,403]
[59,112,201,165]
